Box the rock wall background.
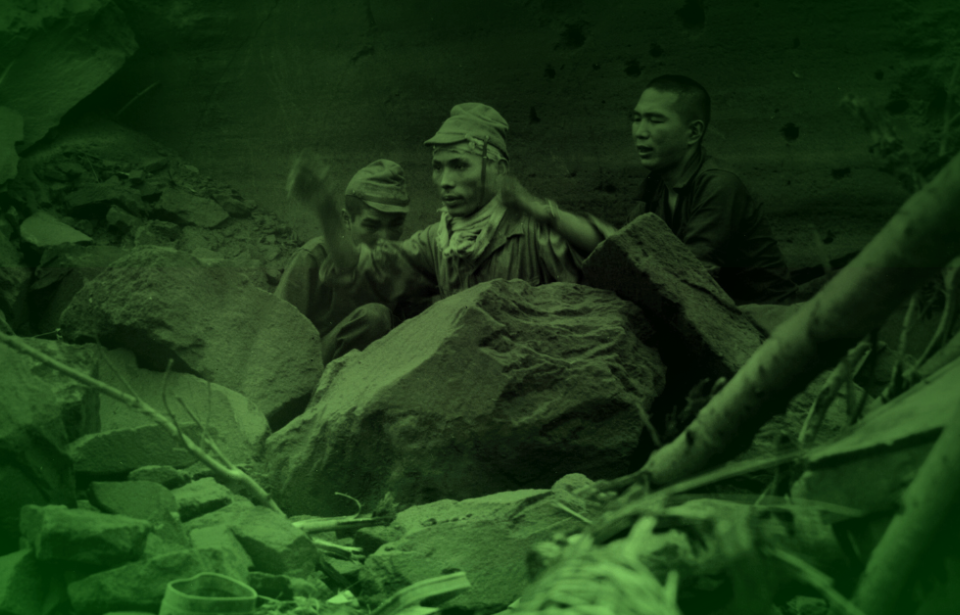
[75,0,945,271]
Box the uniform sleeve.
[530,217,592,284]
[317,229,439,305]
[274,238,327,316]
[680,172,749,269]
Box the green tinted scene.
[0,1,958,614]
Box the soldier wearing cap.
[275,159,424,365]
[287,102,615,305]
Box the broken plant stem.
[0,331,283,515]
[768,548,865,615]
[638,149,960,488]
[847,398,960,615]
[909,256,960,377]
[799,338,871,446]
[370,572,472,615]
[291,515,393,533]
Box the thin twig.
[0,331,283,514]
[116,81,160,118]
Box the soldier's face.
[343,205,405,246]
[631,88,693,171]
[432,150,501,217]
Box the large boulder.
[0,1,137,150]
[59,246,324,422]
[0,338,100,555]
[583,212,765,381]
[96,348,270,465]
[267,279,666,517]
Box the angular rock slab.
[69,423,202,475]
[19,210,92,249]
[96,348,269,466]
[155,186,229,228]
[20,504,150,567]
[583,212,764,379]
[184,503,317,577]
[268,279,666,516]
[59,246,324,422]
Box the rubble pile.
[0,119,303,335]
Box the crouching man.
[630,75,798,305]
[275,159,428,364]
[286,102,616,306]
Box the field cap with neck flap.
[424,103,510,160]
[344,159,410,213]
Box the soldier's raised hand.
[287,150,334,206]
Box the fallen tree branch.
[846,389,960,615]
[639,149,960,488]
[0,330,283,515]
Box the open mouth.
[636,145,654,155]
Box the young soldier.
[287,103,615,304]
[630,75,797,304]
[275,159,425,364]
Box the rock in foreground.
[268,279,666,516]
[59,246,323,423]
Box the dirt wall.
[84,0,926,268]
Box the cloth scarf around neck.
[437,194,507,260]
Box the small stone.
[156,187,229,228]
[127,465,187,489]
[172,477,234,522]
[89,480,179,521]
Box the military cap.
[424,102,510,159]
[344,159,410,213]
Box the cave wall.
[87,0,920,267]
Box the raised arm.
[498,174,612,255]
[286,151,360,273]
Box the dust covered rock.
[359,476,592,613]
[268,278,666,516]
[584,212,765,380]
[96,348,270,466]
[20,504,150,566]
[59,246,323,422]
[69,423,203,475]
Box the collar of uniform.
[650,145,706,192]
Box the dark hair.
[643,74,711,138]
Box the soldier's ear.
[687,119,706,145]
